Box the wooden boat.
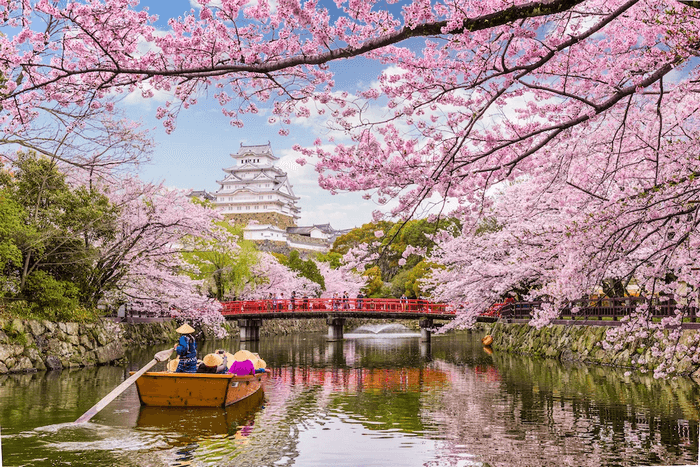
[131,370,267,407]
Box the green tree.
[331,220,395,256]
[332,218,461,292]
[0,152,119,313]
[181,221,259,301]
[315,251,343,269]
[0,187,25,296]
[403,260,435,298]
[362,266,383,297]
[278,250,325,291]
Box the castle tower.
[214,142,300,229]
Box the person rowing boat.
[173,323,198,373]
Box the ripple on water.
[32,423,170,452]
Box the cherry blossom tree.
[3,0,700,370]
[95,176,225,328]
[3,0,700,259]
[316,260,366,298]
[239,252,322,298]
[0,104,154,175]
[180,219,262,301]
[422,163,700,376]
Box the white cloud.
[123,81,174,107]
[189,0,223,8]
[189,0,278,13]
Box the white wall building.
[214,142,301,226]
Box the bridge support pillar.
[419,318,433,343]
[326,317,346,341]
[238,319,262,342]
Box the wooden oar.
[74,347,174,424]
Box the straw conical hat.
[250,352,267,370]
[167,358,179,372]
[232,350,256,362]
[203,353,223,367]
[176,323,195,334]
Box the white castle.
[190,142,348,252]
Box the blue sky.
[126,0,397,230]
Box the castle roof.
[232,141,278,160]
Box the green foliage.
[2,321,28,346]
[279,250,325,290]
[23,270,79,312]
[0,191,24,296]
[0,298,100,322]
[331,220,395,256]
[388,261,435,298]
[0,152,120,313]
[315,251,342,269]
[362,266,383,297]
[181,220,260,300]
[404,260,434,298]
[332,218,461,297]
[475,216,501,236]
[389,269,411,297]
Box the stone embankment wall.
[0,318,190,374]
[479,322,700,379]
[0,318,127,373]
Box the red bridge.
[221,297,453,318]
[220,298,455,342]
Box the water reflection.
[0,332,697,467]
[135,390,263,439]
[420,340,432,360]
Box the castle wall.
[224,212,297,228]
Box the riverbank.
[476,321,700,381]
[5,315,699,380]
[0,317,404,373]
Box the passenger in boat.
[197,353,228,374]
[229,358,255,376]
[229,349,256,376]
[173,323,198,373]
[252,353,267,374]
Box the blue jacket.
[175,334,197,373]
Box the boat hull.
[131,371,266,407]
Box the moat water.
[0,331,698,466]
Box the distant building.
[189,142,349,252]
[188,190,215,201]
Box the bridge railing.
[498,297,698,322]
[222,296,698,321]
[220,298,453,316]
